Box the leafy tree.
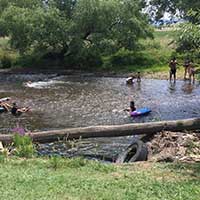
[149,0,200,20]
[0,0,43,36]
[148,1,200,54]
[176,10,200,53]
[0,0,152,66]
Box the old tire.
[116,139,148,163]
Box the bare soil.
[147,131,200,163]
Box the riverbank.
[0,65,186,80]
[0,157,199,200]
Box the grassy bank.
[0,157,199,200]
[0,29,175,73]
[0,28,198,80]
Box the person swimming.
[11,102,30,116]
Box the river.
[1,74,200,160]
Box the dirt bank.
[0,67,186,80]
[147,131,200,163]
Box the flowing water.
[0,74,200,160]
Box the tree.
[148,0,200,20]
[148,1,200,54]
[176,10,200,53]
[0,0,152,66]
[0,0,43,36]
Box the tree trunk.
[0,118,200,144]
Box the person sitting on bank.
[11,102,30,116]
[124,101,136,113]
[169,57,178,82]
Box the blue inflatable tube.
[130,108,151,117]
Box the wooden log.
[0,118,200,144]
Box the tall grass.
[12,134,35,158]
[102,28,177,72]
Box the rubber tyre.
[116,139,148,163]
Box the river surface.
[0,74,200,160]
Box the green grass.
[101,28,177,74]
[140,29,176,65]
[0,157,199,200]
[111,64,169,73]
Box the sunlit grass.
[0,157,199,200]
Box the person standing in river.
[183,57,190,80]
[188,59,196,83]
[169,57,178,82]
[137,72,141,82]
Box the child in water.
[137,72,141,82]
[124,101,136,113]
[188,60,196,83]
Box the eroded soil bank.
[147,131,200,163]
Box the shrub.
[64,47,103,69]
[108,49,158,67]
[1,55,12,68]
[13,134,35,158]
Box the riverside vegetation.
[0,29,187,74]
[0,134,199,200]
[0,1,200,199]
[1,28,199,80]
[0,1,199,75]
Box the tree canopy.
[148,1,200,54]
[176,9,200,54]
[0,0,152,66]
[149,0,200,20]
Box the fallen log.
[0,118,200,144]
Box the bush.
[13,134,35,158]
[108,49,158,67]
[0,55,12,68]
[64,47,103,69]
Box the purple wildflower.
[11,127,25,136]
